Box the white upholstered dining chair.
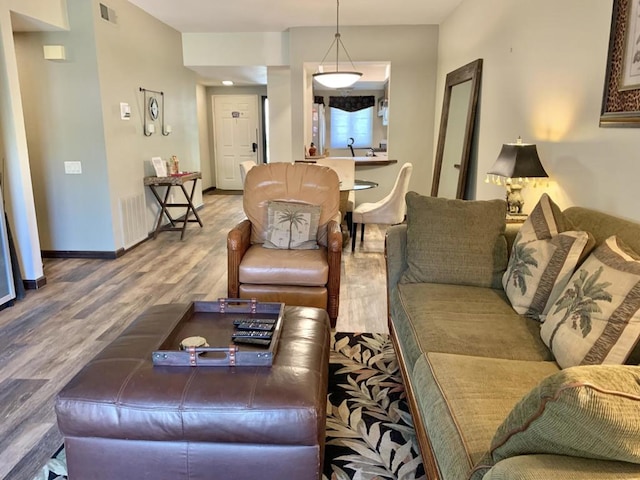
[239,160,256,186]
[315,158,356,230]
[350,162,413,251]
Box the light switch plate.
[120,102,131,120]
[64,161,82,174]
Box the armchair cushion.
[239,245,329,286]
[264,201,321,250]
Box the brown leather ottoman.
[55,303,330,480]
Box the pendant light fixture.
[313,0,362,89]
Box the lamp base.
[506,184,524,214]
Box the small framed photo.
[151,156,167,177]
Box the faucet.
[348,137,355,157]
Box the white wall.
[183,32,289,68]
[15,0,200,254]
[9,0,68,30]
[267,66,293,163]
[94,0,200,247]
[0,0,53,282]
[438,0,638,222]
[16,0,112,252]
[196,83,213,189]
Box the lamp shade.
[313,71,362,89]
[488,142,548,179]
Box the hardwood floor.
[0,191,389,480]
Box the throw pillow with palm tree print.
[540,235,640,368]
[503,193,594,320]
[263,201,321,249]
[512,193,574,246]
[503,230,592,319]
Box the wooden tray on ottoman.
[152,298,284,367]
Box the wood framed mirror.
[430,59,483,199]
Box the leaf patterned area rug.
[35,332,425,480]
[324,333,425,480]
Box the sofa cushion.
[413,352,559,480]
[480,454,640,480]
[503,230,592,320]
[390,283,553,373]
[540,236,640,368]
[263,201,321,250]
[400,193,508,289]
[473,365,640,479]
[239,245,329,286]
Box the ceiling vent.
[99,3,117,24]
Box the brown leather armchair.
[228,162,342,327]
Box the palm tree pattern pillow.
[540,236,640,368]
[503,193,592,320]
[263,201,321,249]
[503,231,591,319]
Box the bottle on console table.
[169,155,180,175]
[308,142,317,157]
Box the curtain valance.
[328,96,375,112]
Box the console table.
[144,172,203,240]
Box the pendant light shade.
[313,71,362,89]
[313,0,362,89]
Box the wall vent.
[99,3,117,24]
[119,193,147,249]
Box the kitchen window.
[329,106,373,149]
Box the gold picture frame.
[601,0,640,127]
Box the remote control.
[234,321,275,331]
[232,336,271,346]
[233,318,276,326]
[232,330,272,339]
[232,330,272,346]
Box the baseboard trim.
[23,275,47,290]
[41,250,123,260]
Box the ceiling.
[127,0,464,33]
[16,1,465,87]
[127,0,464,87]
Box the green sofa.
[385,195,640,480]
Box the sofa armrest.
[385,224,408,293]
[227,219,252,298]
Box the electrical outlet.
[64,161,82,174]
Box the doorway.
[212,95,259,190]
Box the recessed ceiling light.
[222,80,234,86]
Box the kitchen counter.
[320,156,398,167]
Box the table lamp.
[486,137,548,214]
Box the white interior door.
[213,95,259,190]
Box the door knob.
[252,142,258,153]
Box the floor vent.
[120,194,147,249]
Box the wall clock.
[149,97,159,120]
